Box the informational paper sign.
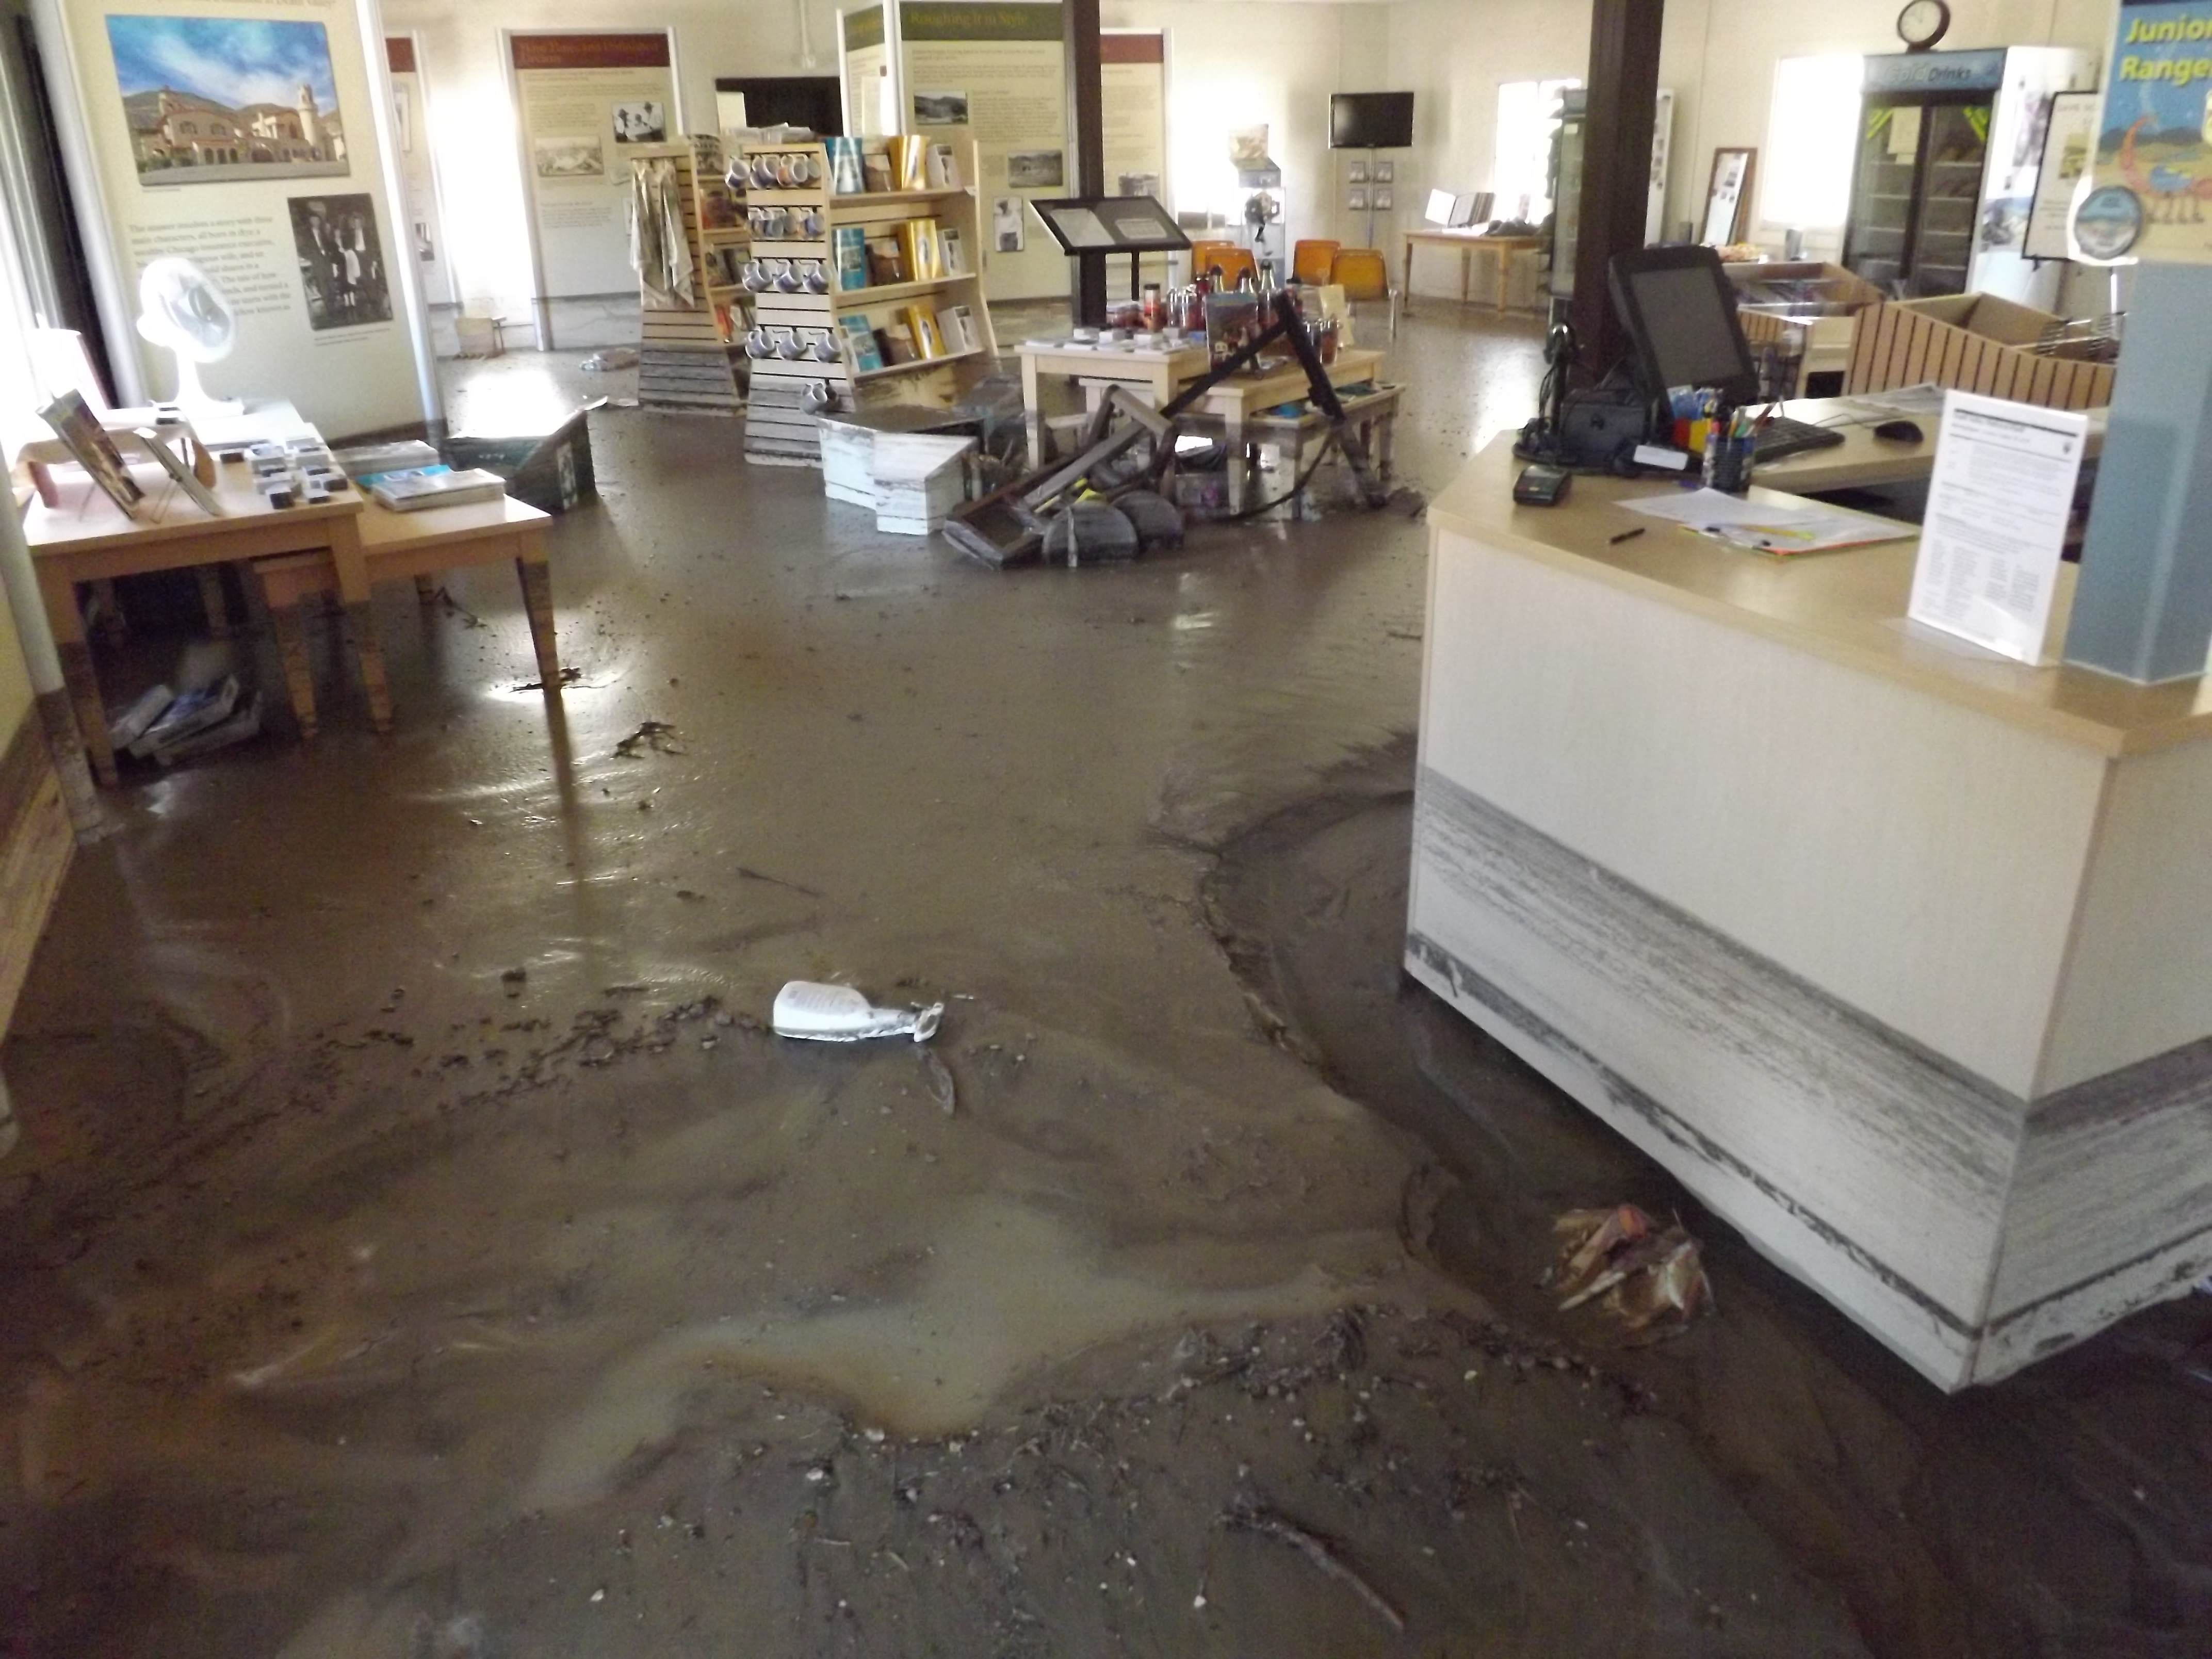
[386,37,451,306]
[1908,392,2090,664]
[2025,90,2101,262]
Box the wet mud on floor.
[1204,739,2212,1657]
[0,314,2193,1654]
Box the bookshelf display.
[740,129,999,465]
[630,136,747,415]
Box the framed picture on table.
[1703,148,1756,246]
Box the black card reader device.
[1514,463,1572,506]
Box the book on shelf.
[866,236,906,286]
[887,135,930,192]
[939,227,966,276]
[861,153,894,194]
[895,218,942,282]
[839,314,885,372]
[880,321,918,365]
[904,304,947,359]
[935,303,977,355]
[925,143,958,189]
[826,136,866,195]
[833,225,870,290]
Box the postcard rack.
[630,136,747,416]
[739,128,998,466]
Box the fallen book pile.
[105,675,264,768]
[942,388,1185,568]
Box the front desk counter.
[1408,439,2212,1390]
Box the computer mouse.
[1874,419,1925,443]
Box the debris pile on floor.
[107,668,263,768]
[1546,1204,1713,1338]
[944,387,1185,568]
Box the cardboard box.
[1726,263,1885,396]
[1846,293,2115,410]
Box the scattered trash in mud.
[430,587,484,629]
[515,665,583,691]
[613,720,683,757]
[1221,1498,1405,1634]
[1546,1205,1712,1338]
[921,1046,957,1114]
[580,347,639,371]
[772,981,942,1044]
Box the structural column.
[1064,0,1106,326]
[1569,0,1665,385]
[2063,262,2212,682]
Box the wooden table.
[1400,231,1544,315]
[1177,348,1386,513]
[254,495,558,739]
[1752,396,2109,496]
[1018,339,1209,467]
[23,457,368,784]
[23,457,562,781]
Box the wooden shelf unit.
[630,136,747,415]
[737,130,999,466]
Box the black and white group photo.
[288,192,393,330]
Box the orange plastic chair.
[1191,240,1257,288]
[1292,239,1340,286]
[1328,246,1397,336]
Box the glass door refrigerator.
[1843,47,2092,306]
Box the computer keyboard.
[1751,416,1848,464]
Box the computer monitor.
[1452,191,1493,228]
[1424,189,1457,226]
[1607,245,1759,405]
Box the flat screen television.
[1329,91,1414,150]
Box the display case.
[1842,48,2093,306]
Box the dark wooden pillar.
[1569,0,1665,384]
[1065,0,1107,325]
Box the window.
[1493,77,1581,222]
[1762,54,1864,230]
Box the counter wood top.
[1427,440,2212,757]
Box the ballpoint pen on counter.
[1609,527,1646,545]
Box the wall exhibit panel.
[1421,531,2105,1098]
[899,1,1066,302]
[50,0,426,434]
[509,29,679,302]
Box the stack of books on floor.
[107,675,263,767]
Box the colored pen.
[1609,527,1646,545]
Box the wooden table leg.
[40,566,115,786]
[1021,355,1046,467]
[1494,247,1510,315]
[195,564,232,636]
[1224,408,1249,516]
[1461,247,1472,306]
[328,513,393,734]
[515,548,561,693]
[414,574,438,605]
[269,598,319,740]
[1402,237,1414,316]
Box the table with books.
[19,426,560,781]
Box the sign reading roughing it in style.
[2079,0,2212,262]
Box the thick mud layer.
[1202,738,2212,1657]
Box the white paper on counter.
[1907,391,2088,665]
[1619,487,1911,552]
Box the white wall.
[384,0,1394,319]
[1385,0,2118,290]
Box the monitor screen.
[1609,249,1759,403]
[1425,188,1457,226]
[1330,92,1414,150]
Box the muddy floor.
[0,314,2202,1655]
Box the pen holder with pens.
[1703,427,1754,495]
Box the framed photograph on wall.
[1374,161,1394,184]
[1347,186,1368,211]
[1373,187,1394,210]
[1703,148,1756,246]
[1347,159,1368,183]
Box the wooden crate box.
[1847,293,2114,410]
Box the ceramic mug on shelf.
[770,261,802,292]
[807,329,840,362]
[798,208,824,238]
[745,326,773,358]
[801,259,829,294]
[772,327,805,360]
